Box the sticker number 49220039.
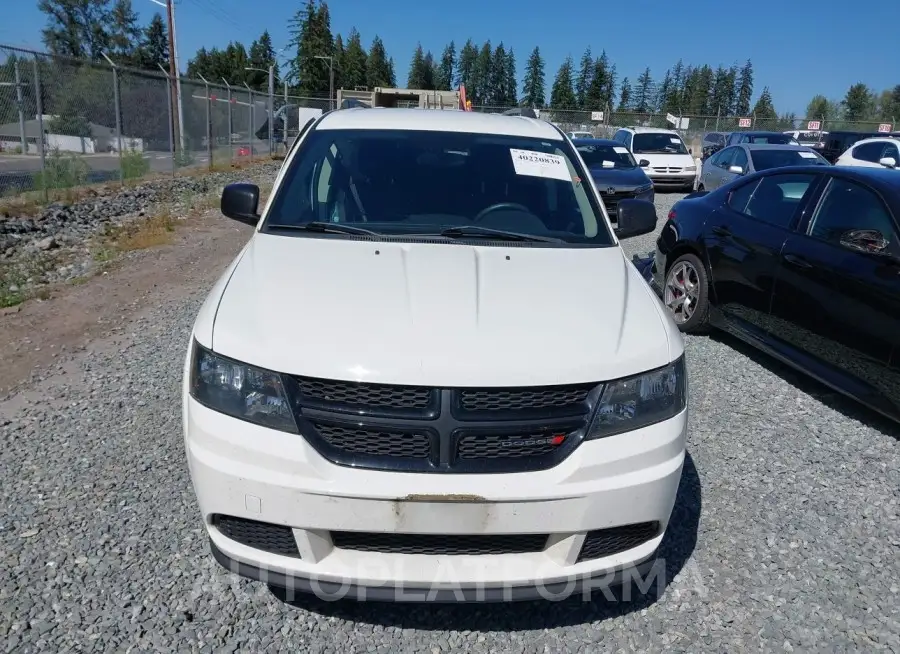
[509,148,571,182]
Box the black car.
[725,131,799,147]
[572,138,655,219]
[647,165,900,421]
[701,132,728,160]
[818,130,882,163]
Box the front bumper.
[185,397,687,601]
[647,173,696,189]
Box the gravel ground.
[2,191,899,652]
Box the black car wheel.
[664,253,710,333]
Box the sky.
[3,0,899,116]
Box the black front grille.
[331,531,549,555]
[457,384,593,413]
[312,422,432,459]
[292,378,600,474]
[293,376,436,415]
[212,515,301,558]
[576,522,660,563]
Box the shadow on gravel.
[271,453,701,630]
[712,331,900,440]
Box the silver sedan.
[698,143,830,191]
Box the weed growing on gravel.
[121,149,151,181]
[104,210,177,252]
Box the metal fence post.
[13,58,27,154]
[159,64,176,177]
[198,74,212,170]
[102,53,124,183]
[244,83,253,161]
[222,78,233,165]
[32,56,47,199]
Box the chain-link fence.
[0,44,331,199]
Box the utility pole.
[152,0,185,152]
[315,55,334,110]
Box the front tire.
[664,253,710,333]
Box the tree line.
[28,0,900,126]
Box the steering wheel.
[474,202,531,222]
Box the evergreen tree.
[584,55,607,110]
[248,30,280,91]
[656,70,672,113]
[709,66,731,116]
[752,86,777,120]
[806,95,831,120]
[288,0,333,96]
[422,50,436,90]
[136,12,168,71]
[342,28,367,89]
[504,49,517,105]
[365,35,392,88]
[521,46,545,108]
[604,62,617,109]
[407,43,429,89]
[549,56,576,109]
[634,67,654,113]
[38,0,110,60]
[490,43,508,104]
[574,47,593,109]
[437,41,456,91]
[107,0,141,64]
[456,39,478,94]
[734,59,753,117]
[617,77,632,111]
[842,83,873,121]
[666,59,686,113]
[473,41,492,105]
[723,65,738,117]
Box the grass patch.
[121,149,151,181]
[107,210,177,252]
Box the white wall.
[46,134,96,154]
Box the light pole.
[150,0,185,152]
[0,59,27,154]
[245,65,274,154]
[314,55,335,110]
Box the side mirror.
[688,148,693,155]
[728,165,744,174]
[614,198,658,239]
[221,183,260,226]
[840,229,890,255]
[639,159,650,167]
[879,156,897,169]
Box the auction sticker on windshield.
[798,151,818,158]
[614,146,629,154]
[510,148,571,182]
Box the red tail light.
[668,209,676,220]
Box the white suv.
[614,127,697,191]
[183,108,688,602]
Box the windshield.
[746,134,797,145]
[576,143,637,169]
[750,149,830,170]
[632,133,688,154]
[263,128,614,246]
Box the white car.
[183,108,687,602]
[567,130,594,139]
[834,137,899,169]
[613,127,697,191]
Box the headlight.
[585,357,686,439]
[684,165,697,172]
[189,342,297,433]
[635,183,653,194]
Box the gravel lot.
[2,191,899,652]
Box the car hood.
[588,166,651,188]
[209,233,675,387]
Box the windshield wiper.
[269,221,381,236]
[439,225,565,243]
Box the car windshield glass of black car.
[264,129,614,245]
[632,133,688,154]
[750,149,829,170]
[576,144,638,169]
